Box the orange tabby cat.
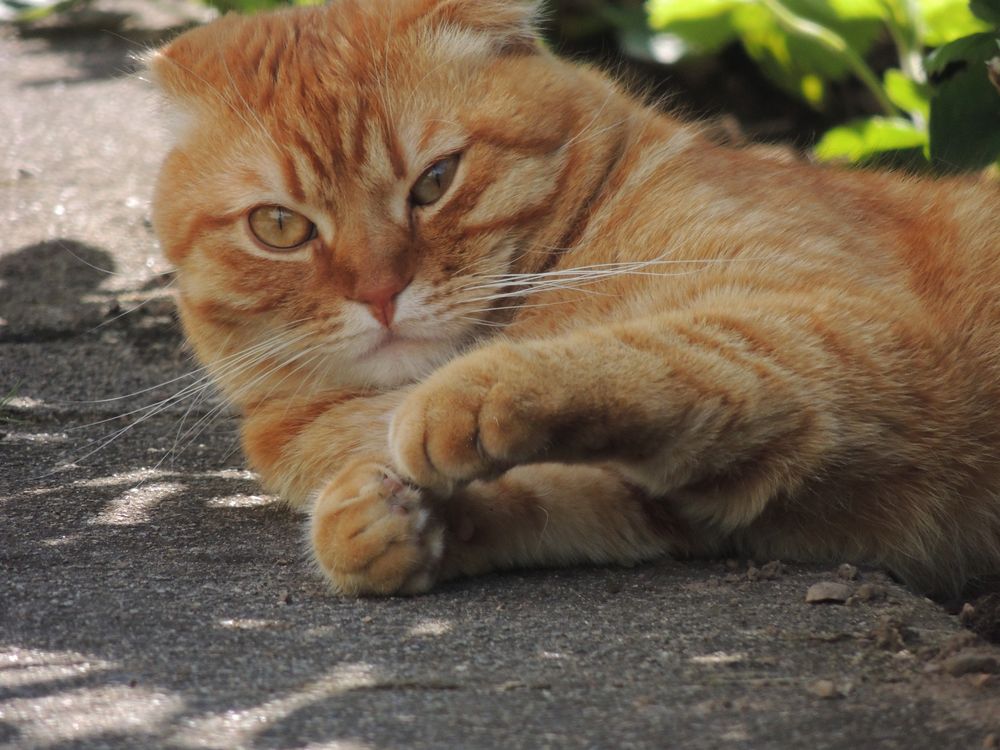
[149,0,1000,596]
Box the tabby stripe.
[280,150,306,204]
[382,119,407,180]
[550,122,630,261]
[353,97,371,165]
[455,146,578,240]
[243,392,363,472]
[609,327,732,407]
[468,123,567,155]
[292,130,332,191]
[456,200,554,240]
[188,297,281,326]
[174,212,242,264]
[671,321,778,384]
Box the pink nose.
[353,278,410,327]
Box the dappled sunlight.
[169,663,378,750]
[216,618,281,630]
[73,469,171,488]
[0,648,183,745]
[0,647,113,689]
[40,532,86,547]
[207,494,274,509]
[689,651,747,666]
[88,482,183,526]
[405,618,453,638]
[1,430,68,445]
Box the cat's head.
[149,0,621,399]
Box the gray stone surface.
[2,9,999,750]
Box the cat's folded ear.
[143,15,239,104]
[421,0,543,55]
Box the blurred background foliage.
[6,0,1000,171]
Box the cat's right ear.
[143,42,200,144]
[420,0,544,56]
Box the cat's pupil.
[410,155,459,207]
[247,204,315,250]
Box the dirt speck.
[806,679,841,699]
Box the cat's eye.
[410,154,460,207]
[247,205,316,250]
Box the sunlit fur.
[151,0,1000,596]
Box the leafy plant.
[647,0,1000,170]
[0,381,23,427]
[196,0,319,13]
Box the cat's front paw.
[389,344,549,490]
[310,461,444,595]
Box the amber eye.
[247,205,316,250]
[410,154,460,207]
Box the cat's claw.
[310,461,444,595]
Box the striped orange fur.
[150,0,1000,595]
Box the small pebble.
[872,616,908,651]
[277,589,293,605]
[807,679,840,699]
[837,563,859,581]
[941,652,1000,677]
[806,582,851,604]
[855,583,887,602]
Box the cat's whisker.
[474,255,759,285]
[61,328,316,472]
[89,286,177,333]
[168,344,328,462]
[72,325,313,408]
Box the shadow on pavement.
[0,239,116,341]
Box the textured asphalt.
[2,6,999,749]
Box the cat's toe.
[310,461,444,596]
[389,379,494,491]
[389,347,545,489]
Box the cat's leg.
[389,301,936,534]
[309,457,690,594]
[434,462,693,582]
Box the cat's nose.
[353,277,410,327]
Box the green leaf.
[927,33,1000,171]
[916,0,993,47]
[814,116,927,162]
[645,0,743,54]
[969,0,1000,25]
[733,0,885,108]
[646,0,744,27]
[884,68,930,117]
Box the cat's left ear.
[425,0,543,55]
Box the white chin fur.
[350,337,461,388]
